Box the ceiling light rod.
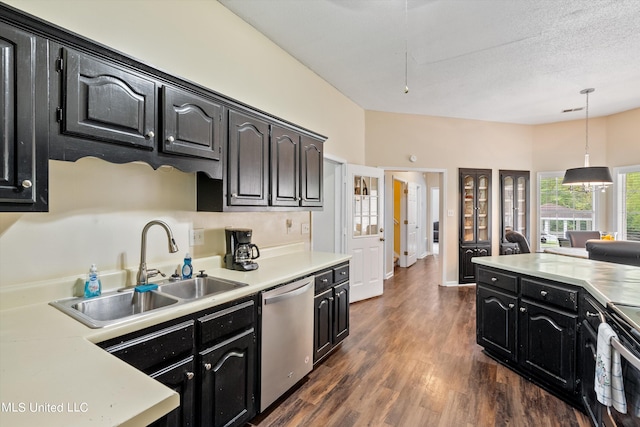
[404,0,409,94]
[562,88,613,192]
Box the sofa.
[585,240,640,267]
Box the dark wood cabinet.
[56,45,157,151]
[300,135,323,207]
[519,299,577,392]
[500,170,530,254]
[476,284,518,362]
[227,109,270,207]
[476,265,580,404]
[459,168,491,283]
[98,296,258,427]
[271,125,300,207]
[149,357,196,427]
[199,329,256,427]
[0,21,48,211]
[162,86,223,161]
[313,263,350,364]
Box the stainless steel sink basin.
[50,275,250,328]
[50,290,180,328]
[156,276,247,300]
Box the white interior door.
[347,164,384,303]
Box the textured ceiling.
[219,0,640,124]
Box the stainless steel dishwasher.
[260,276,314,411]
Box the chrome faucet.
[136,220,179,286]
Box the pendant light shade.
[562,88,613,191]
[562,166,613,186]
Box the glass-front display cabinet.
[500,170,530,254]
[353,175,380,237]
[459,168,491,283]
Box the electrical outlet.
[448,209,454,217]
[301,223,310,234]
[190,229,205,246]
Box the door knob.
[380,238,385,242]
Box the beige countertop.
[0,249,350,427]
[473,253,640,309]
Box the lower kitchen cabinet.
[148,357,196,427]
[199,329,256,427]
[476,284,517,362]
[313,262,350,364]
[476,266,580,404]
[519,299,577,392]
[98,295,257,427]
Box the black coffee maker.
[225,228,260,271]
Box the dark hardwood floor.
[250,255,591,426]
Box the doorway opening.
[384,168,445,286]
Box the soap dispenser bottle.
[84,264,102,298]
[182,253,193,279]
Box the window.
[538,172,595,247]
[615,165,640,241]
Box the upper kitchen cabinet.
[162,85,223,161]
[0,21,48,212]
[500,170,530,255]
[459,168,491,283]
[299,135,323,208]
[227,109,270,207]
[53,45,157,153]
[48,42,223,178]
[271,125,301,207]
[197,111,325,212]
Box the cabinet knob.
[321,278,328,283]
[491,277,498,282]
[204,363,212,371]
[167,136,175,143]
[540,290,548,297]
[231,193,238,199]
[186,372,194,380]
[520,307,527,313]
[508,303,515,309]
[340,271,347,275]
[21,179,33,189]
[146,131,155,139]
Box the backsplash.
[0,158,311,288]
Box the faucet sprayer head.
[169,238,179,253]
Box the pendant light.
[562,88,613,192]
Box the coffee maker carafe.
[225,228,260,271]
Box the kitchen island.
[0,247,349,427]
[473,253,640,424]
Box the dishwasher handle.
[263,280,313,305]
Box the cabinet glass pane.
[353,195,361,236]
[463,175,475,242]
[503,176,514,231]
[478,175,489,241]
[517,176,527,234]
[370,177,378,196]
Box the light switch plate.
[301,223,310,234]
[190,229,205,246]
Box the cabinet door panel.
[0,22,38,206]
[519,299,577,392]
[148,357,195,427]
[162,86,222,160]
[227,110,269,206]
[62,47,156,149]
[199,329,256,427]
[476,285,517,362]
[271,125,299,206]
[300,135,323,207]
[314,289,333,362]
[333,282,350,345]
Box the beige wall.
[365,109,639,284]
[366,111,534,283]
[0,0,365,287]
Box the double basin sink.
[50,276,248,328]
